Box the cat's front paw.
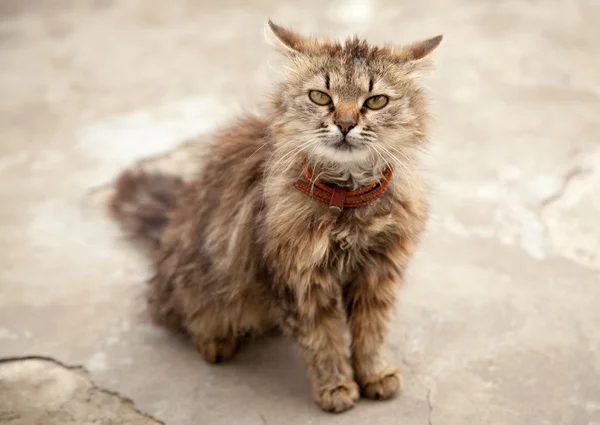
[195,337,239,364]
[315,380,360,413]
[359,367,402,400]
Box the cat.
[110,21,442,413]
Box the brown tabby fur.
[110,22,441,413]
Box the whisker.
[369,145,393,178]
[386,144,416,166]
[378,144,405,168]
[376,144,412,182]
[266,137,321,181]
[365,145,387,178]
[245,141,271,163]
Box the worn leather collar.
[294,162,393,214]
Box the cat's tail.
[109,170,184,249]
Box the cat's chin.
[312,144,371,165]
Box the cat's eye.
[309,90,332,106]
[364,95,389,110]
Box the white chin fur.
[312,144,371,164]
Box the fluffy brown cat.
[110,21,442,413]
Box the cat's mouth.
[313,140,370,163]
[311,134,370,163]
[328,136,364,152]
[331,140,356,151]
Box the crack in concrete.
[394,345,438,425]
[0,354,86,369]
[426,386,434,425]
[0,355,165,425]
[539,166,589,209]
[397,354,436,425]
[535,163,600,269]
[535,149,600,269]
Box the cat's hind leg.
[185,287,273,364]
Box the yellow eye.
[364,95,389,110]
[309,90,332,106]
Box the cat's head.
[266,21,442,171]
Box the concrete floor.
[1,0,599,424]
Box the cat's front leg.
[278,280,359,413]
[345,265,402,401]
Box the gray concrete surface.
[0,357,160,425]
[1,0,599,424]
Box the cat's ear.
[392,34,443,75]
[391,34,443,66]
[401,35,443,61]
[265,20,311,55]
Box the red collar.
[294,162,393,214]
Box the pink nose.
[335,119,356,135]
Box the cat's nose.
[335,119,356,135]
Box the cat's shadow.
[158,329,314,409]
[229,333,311,396]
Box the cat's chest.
[327,213,398,255]
[330,226,363,252]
